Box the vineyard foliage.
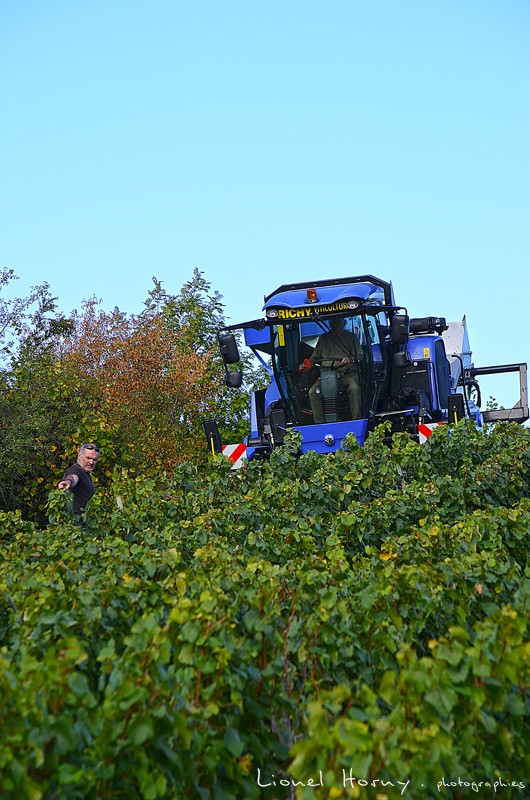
[1,421,529,799]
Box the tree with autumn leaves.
[0,268,258,522]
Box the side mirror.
[225,370,243,388]
[219,333,240,365]
[391,314,410,345]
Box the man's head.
[329,316,346,333]
[77,443,100,472]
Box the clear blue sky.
[2,0,529,409]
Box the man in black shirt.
[58,443,100,514]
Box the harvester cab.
[207,275,528,462]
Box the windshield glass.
[271,312,387,425]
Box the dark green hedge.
[0,421,529,799]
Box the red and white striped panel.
[418,422,444,444]
[222,443,247,468]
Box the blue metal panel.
[297,419,368,452]
[249,396,260,438]
[244,326,271,347]
[263,280,385,311]
[407,335,436,360]
[245,419,368,460]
